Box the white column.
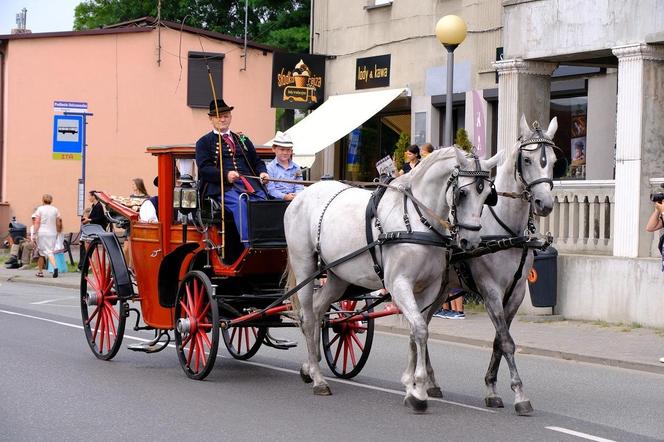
[492,59,557,153]
[612,44,664,257]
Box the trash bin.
[8,218,27,243]
[527,246,557,307]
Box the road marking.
[546,426,615,442]
[31,297,77,305]
[0,308,493,413]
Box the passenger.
[195,98,269,245]
[399,145,421,175]
[131,178,149,199]
[139,177,159,223]
[266,131,303,201]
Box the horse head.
[513,115,561,216]
[448,148,502,250]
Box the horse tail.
[282,253,301,322]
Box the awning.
[266,87,409,168]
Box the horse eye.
[523,157,532,165]
[458,188,467,198]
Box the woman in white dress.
[34,194,62,278]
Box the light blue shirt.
[266,158,304,200]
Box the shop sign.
[271,52,325,109]
[355,54,390,90]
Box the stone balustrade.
[537,180,615,255]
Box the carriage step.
[263,332,297,350]
[127,331,170,353]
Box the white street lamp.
[436,15,467,147]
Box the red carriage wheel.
[80,239,127,360]
[174,271,219,380]
[322,299,374,379]
[222,326,267,360]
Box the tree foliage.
[74,0,310,53]
[455,128,474,154]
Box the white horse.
[439,115,559,415]
[285,147,501,412]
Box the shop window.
[187,52,224,108]
[550,96,588,179]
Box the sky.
[1,0,82,34]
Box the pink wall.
[2,27,275,231]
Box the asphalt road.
[1,282,662,442]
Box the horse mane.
[408,146,458,180]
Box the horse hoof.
[313,385,332,396]
[427,387,443,398]
[485,396,504,408]
[299,367,313,384]
[404,395,428,413]
[515,400,533,416]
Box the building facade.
[0,18,275,231]
[310,0,664,326]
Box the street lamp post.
[435,15,467,147]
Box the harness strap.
[488,205,518,237]
[503,246,529,308]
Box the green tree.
[393,132,410,171]
[74,0,310,53]
[455,128,474,154]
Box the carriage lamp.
[435,15,467,147]
[173,175,198,212]
[173,159,197,213]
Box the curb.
[1,275,80,290]
[375,325,664,376]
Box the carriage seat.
[199,196,288,249]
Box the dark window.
[188,52,224,108]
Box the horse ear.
[454,146,471,168]
[519,114,531,139]
[545,116,558,140]
[484,150,503,170]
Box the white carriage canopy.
[266,87,409,168]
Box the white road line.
[546,426,616,442]
[30,297,77,305]
[0,308,494,414]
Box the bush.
[393,132,410,171]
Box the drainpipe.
[0,42,5,202]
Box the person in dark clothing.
[79,191,108,269]
[82,191,109,230]
[195,99,269,244]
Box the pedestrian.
[79,191,108,270]
[34,194,62,278]
[195,98,269,245]
[420,143,434,158]
[399,145,420,175]
[644,195,664,363]
[266,131,304,201]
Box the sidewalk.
[1,264,662,374]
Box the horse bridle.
[446,157,495,233]
[515,128,561,193]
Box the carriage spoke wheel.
[174,271,219,380]
[80,240,127,360]
[222,326,267,360]
[322,299,374,379]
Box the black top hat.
[208,99,234,116]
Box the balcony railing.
[537,180,615,255]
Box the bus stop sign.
[53,114,84,160]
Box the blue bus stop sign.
[53,114,84,160]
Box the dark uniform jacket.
[88,201,109,230]
[195,131,267,197]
